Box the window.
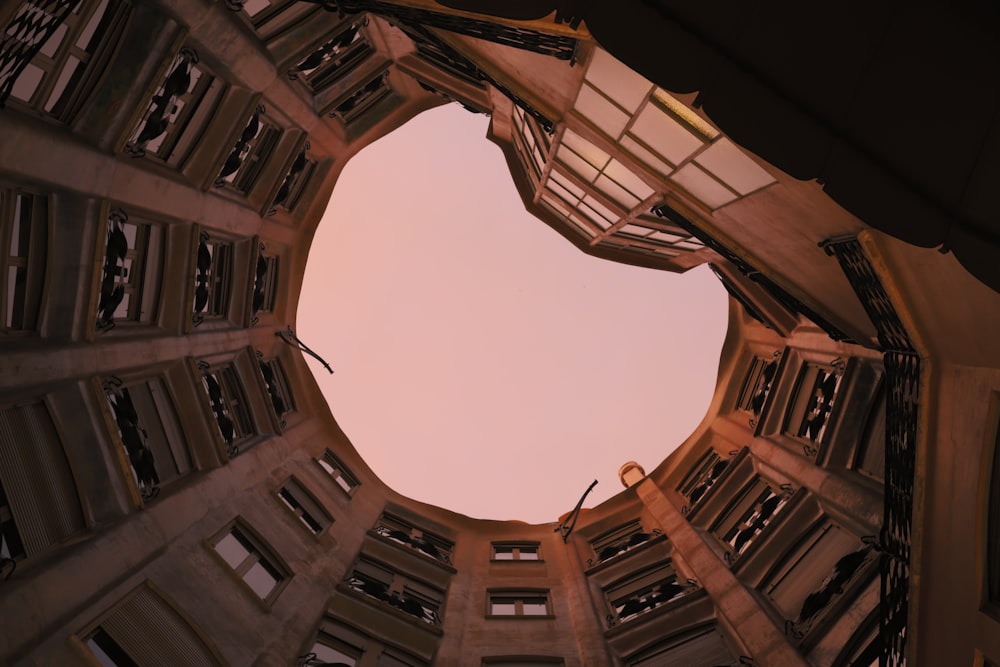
[317,450,359,496]
[676,448,733,511]
[345,556,444,625]
[1,188,47,332]
[0,401,85,562]
[211,521,289,603]
[268,143,315,216]
[250,247,279,322]
[763,522,874,637]
[987,414,1000,611]
[215,104,281,193]
[304,618,428,667]
[82,583,223,666]
[589,520,662,565]
[277,477,330,535]
[104,376,190,502]
[329,69,390,123]
[605,563,694,626]
[626,626,735,667]
[124,47,225,168]
[711,476,788,562]
[239,0,319,42]
[784,362,844,447]
[373,512,453,565]
[192,232,234,325]
[96,208,164,331]
[492,542,540,561]
[737,354,780,420]
[488,591,550,617]
[199,363,255,455]
[4,0,129,121]
[257,354,293,427]
[288,20,372,94]
[852,382,886,481]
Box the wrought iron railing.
[344,573,441,625]
[653,204,855,343]
[268,142,311,216]
[820,236,919,667]
[607,576,697,627]
[125,48,199,157]
[256,351,288,429]
[216,104,266,187]
[96,208,129,331]
[785,545,877,641]
[373,520,452,565]
[590,529,662,567]
[197,362,240,457]
[104,377,161,501]
[0,0,81,107]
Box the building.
[1,1,999,665]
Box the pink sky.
[298,104,728,524]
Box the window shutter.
[100,586,220,667]
[0,403,83,555]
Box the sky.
[297,104,728,524]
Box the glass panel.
[312,643,356,665]
[77,0,111,48]
[519,547,539,560]
[548,170,585,199]
[244,561,279,599]
[44,55,81,112]
[494,546,514,560]
[630,105,705,166]
[555,147,599,183]
[577,202,613,230]
[39,23,66,58]
[10,64,44,102]
[695,138,776,196]
[574,85,630,139]
[214,532,249,569]
[604,159,655,200]
[620,135,675,176]
[521,598,548,615]
[560,130,609,170]
[491,598,517,615]
[594,174,640,209]
[670,163,738,209]
[584,49,650,113]
[580,195,620,226]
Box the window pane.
[521,598,548,615]
[214,532,249,569]
[244,560,280,599]
[491,598,517,615]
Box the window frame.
[491,542,541,562]
[198,361,257,456]
[4,0,130,122]
[276,476,331,536]
[1,187,48,333]
[604,561,695,627]
[345,555,446,626]
[78,581,225,666]
[317,449,360,497]
[95,208,164,332]
[102,374,191,503]
[209,519,290,605]
[486,590,553,619]
[192,231,235,326]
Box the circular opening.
[299,105,728,523]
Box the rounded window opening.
[299,105,728,523]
